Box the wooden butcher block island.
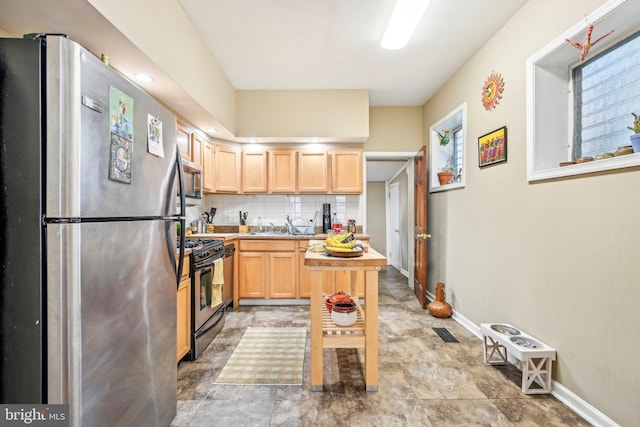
[304,248,387,391]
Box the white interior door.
[388,182,401,270]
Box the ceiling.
[366,160,408,182]
[0,0,527,181]
[179,0,528,106]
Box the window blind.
[573,30,640,158]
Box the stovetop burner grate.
[178,238,224,257]
[180,240,202,249]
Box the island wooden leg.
[349,270,360,300]
[364,269,379,391]
[310,269,323,391]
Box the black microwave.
[179,158,202,205]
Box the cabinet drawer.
[239,240,296,252]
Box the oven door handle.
[192,252,224,270]
[195,308,225,338]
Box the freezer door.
[45,36,178,219]
[47,220,177,426]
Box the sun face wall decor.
[482,71,505,111]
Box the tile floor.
[172,267,591,426]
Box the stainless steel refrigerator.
[0,34,186,426]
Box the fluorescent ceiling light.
[381,0,431,50]
[133,73,154,83]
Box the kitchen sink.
[247,231,318,236]
[247,231,290,236]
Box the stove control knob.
[203,251,209,257]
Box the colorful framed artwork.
[478,126,507,168]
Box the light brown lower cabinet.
[238,240,297,299]
[298,242,334,297]
[177,255,191,362]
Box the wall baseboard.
[448,307,619,427]
[551,382,620,427]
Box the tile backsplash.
[186,194,361,229]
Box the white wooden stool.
[480,323,556,394]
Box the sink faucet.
[270,222,274,232]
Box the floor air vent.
[433,327,459,343]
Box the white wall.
[365,182,386,253]
[424,0,640,425]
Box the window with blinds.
[452,125,463,179]
[572,30,640,159]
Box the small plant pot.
[631,134,640,153]
[437,171,454,185]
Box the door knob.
[416,233,432,239]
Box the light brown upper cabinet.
[298,150,329,193]
[242,150,268,193]
[330,150,363,194]
[202,141,214,193]
[214,145,241,193]
[176,122,192,162]
[268,149,297,193]
[191,133,204,167]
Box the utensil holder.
[239,225,249,233]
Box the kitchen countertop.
[187,233,370,241]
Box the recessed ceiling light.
[381,0,431,50]
[205,128,218,134]
[310,138,320,143]
[248,138,258,143]
[133,73,154,83]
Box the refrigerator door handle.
[176,151,187,287]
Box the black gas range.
[178,238,227,360]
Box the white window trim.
[526,0,640,182]
[429,102,467,193]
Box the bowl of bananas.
[325,232,364,257]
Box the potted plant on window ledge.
[437,163,454,186]
[628,112,640,153]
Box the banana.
[325,232,354,245]
[326,246,356,252]
[338,232,353,242]
[325,235,356,248]
[333,240,357,249]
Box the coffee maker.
[322,203,331,233]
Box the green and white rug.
[215,327,307,385]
